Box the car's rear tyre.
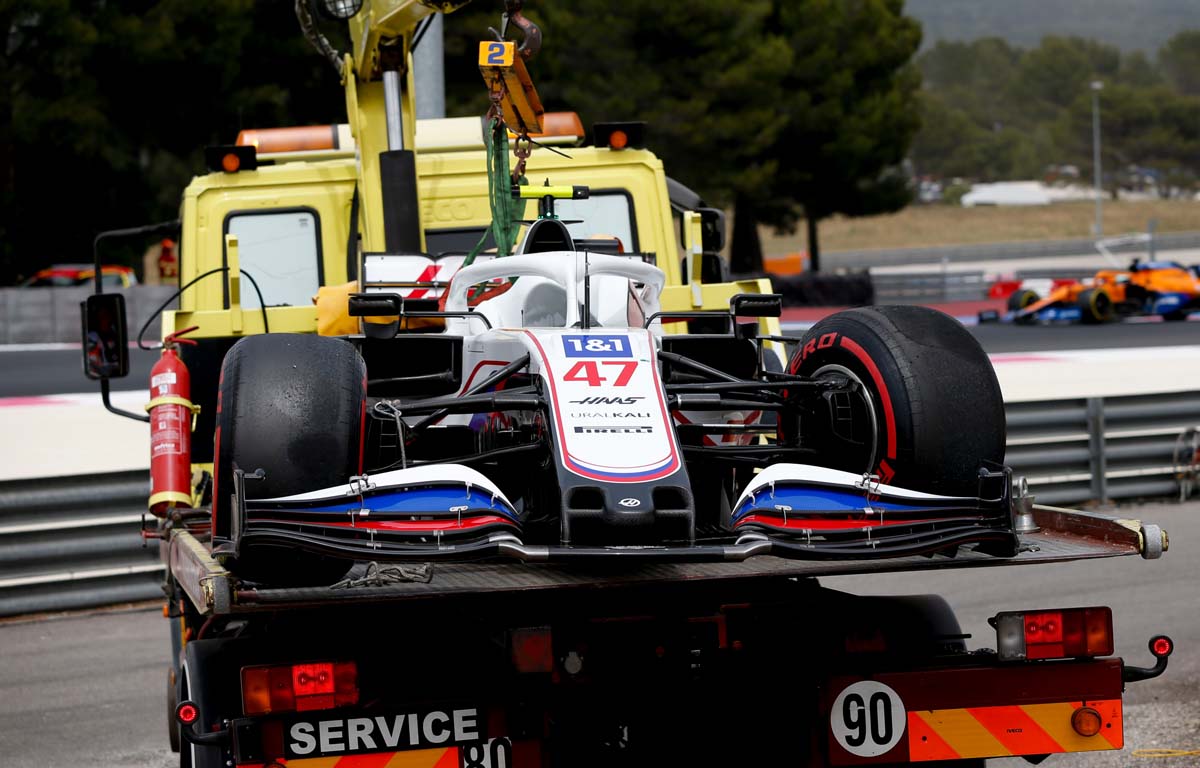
[1163,309,1189,322]
[1078,288,1114,323]
[213,334,365,586]
[783,306,1005,497]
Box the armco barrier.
[1006,389,1200,506]
[1,390,1197,616]
[872,271,988,303]
[0,470,160,617]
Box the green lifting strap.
[463,118,527,268]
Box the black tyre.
[1163,309,1189,322]
[213,334,366,585]
[1006,288,1038,313]
[783,306,1005,497]
[1008,288,1039,325]
[178,666,195,768]
[1077,288,1114,324]
[167,665,180,753]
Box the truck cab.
[169,113,774,470]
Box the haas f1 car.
[998,260,1200,324]
[210,219,1014,584]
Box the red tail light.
[1152,636,1173,657]
[242,661,358,715]
[511,627,554,674]
[995,607,1113,661]
[176,701,199,725]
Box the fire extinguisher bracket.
[145,396,202,431]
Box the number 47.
[564,360,638,387]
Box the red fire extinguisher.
[147,326,200,517]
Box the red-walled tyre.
[213,334,366,586]
[782,306,1005,497]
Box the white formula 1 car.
[209,215,1015,583]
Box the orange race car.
[998,260,1200,324]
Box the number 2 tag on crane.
[477,41,544,135]
[830,680,906,758]
[478,41,516,67]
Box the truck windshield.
[425,190,637,256]
[225,210,322,308]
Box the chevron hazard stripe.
[285,747,459,767]
[907,699,1122,761]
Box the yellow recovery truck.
[79,2,1175,766]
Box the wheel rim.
[813,363,879,475]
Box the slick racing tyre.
[1007,288,1039,313]
[1007,288,1039,324]
[213,334,366,586]
[1078,288,1115,324]
[782,306,1005,497]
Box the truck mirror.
[81,293,130,380]
[697,207,726,253]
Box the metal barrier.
[873,267,1144,304]
[1,389,1197,616]
[1006,390,1200,506]
[0,470,160,617]
[872,271,988,303]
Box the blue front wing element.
[731,485,922,524]
[253,484,520,523]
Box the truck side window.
[224,209,323,308]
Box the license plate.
[825,661,1125,764]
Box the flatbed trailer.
[163,502,1173,768]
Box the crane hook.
[490,0,542,60]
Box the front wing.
[229,461,1019,564]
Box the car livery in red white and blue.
[219,220,1017,570]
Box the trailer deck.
[169,505,1166,615]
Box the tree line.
[1,1,1195,284]
[912,32,1200,197]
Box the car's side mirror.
[730,293,783,318]
[81,293,130,380]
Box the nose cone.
[560,483,694,544]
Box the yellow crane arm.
[336,1,472,255]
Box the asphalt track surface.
[0,500,1195,768]
[3,318,1200,397]
[0,346,157,397]
[968,318,1200,354]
